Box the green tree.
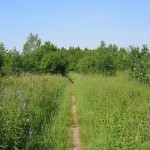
[98,41,106,49]
[127,46,149,83]
[2,48,22,76]
[96,43,118,76]
[116,48,128,70]
[0,43,7,75]
[22,33,42,73]
[40,50,69,75]
[99,53,117,76]
[40,41,57,52]
[67,46,84,71]
[77,50,96,73]
[23,33,41,54]
[127,46,140,78]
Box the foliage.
[93,43,118,76]
[67,46,84,71]
[2,48,22,76]
[127,46,150,83]
[40,50,69,75]
[116,48,128,70]
[0,74,71,149]
[0,43,7,76]
[23,33,41,54]
[1,34,150,83]
[77,50,96,73]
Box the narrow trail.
[71,95,81,150]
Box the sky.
[0,0,150,51]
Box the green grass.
[0,74,72,150]
[0,73,150,149]
[46,80,73,150]
[73,73,150,150]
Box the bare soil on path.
[71,95,81,150]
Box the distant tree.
[77,50,96,73]
[99,53,117,76]
[0,43,7,75]
[140,45,150,69]
[2,48,22,76]
[67,46,84,71]
[141,44,149,54]
[40,50,69,76]
[98,41,106,49]
[116,48,128,70]
[22,33,42,73]
[127,46,140,78]
[96,44,118,76]
[127,46,149,83]
[40,41,57,52]
[23,33,41,54]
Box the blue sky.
[0,0,150,51]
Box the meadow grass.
[45,80,73,150]
[1,73,150,149]
[0,74,71,150]
[73,73,150,150]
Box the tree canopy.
[1,33,150,83]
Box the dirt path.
[71,95,81,150]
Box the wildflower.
[26,118,30,123]
[22,102,26,109]
[29,129,33,137]
[4,89,12,95]
[41,125,44,130]
[28,104,31,110]
[16,90,24,100]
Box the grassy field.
[73,73,150,150]
[0,73,150,149]
[0,74,72,150]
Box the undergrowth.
[0,74,71,150]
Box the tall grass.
[73,73,150,150]
[45,81,73,150]
[0,74,71,149]
[1,73,149,149]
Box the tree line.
[0,33,150,83]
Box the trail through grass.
[71,95,81,150]
[0,73,150,149]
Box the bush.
[41,51,69,76]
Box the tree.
[127,46,140,78]
[98,52,117,76]
[2,48,22,76]
[98,41,106,49]
[141,44,149,54]
[127,46,149,83]
[77,50,96,73]
[22,33,42,73]
[67,46,84,71]
[0,43,7,75]
[40,41,57,52]
[116,48,128,70]
[40,50,69,76]
[23,33,41,54]
[141,45,150,68]
[95,44,118,76]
